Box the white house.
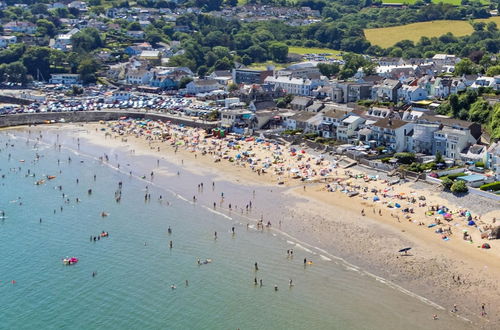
[319,106,350,138]
[486,142,500,179]
[433,127,477,160]
[432,54,459,66]
[470,76,500,91]
[0,35,16,48]
[370,118,414,152]
[49,73,81,85]
[185,79,221,94]
[398,85,427,103]
[264,75,321,96]
[67,1,88,11]
[336,115,365,143]
[126,70,152,85]
[53,28,79,51]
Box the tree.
[435,151,444,164]
[0,61,28,84]
[395,152,415,164]
[317,63,340,78]
[468,99,491,124]
[441,177,453,190]
[145,31,164,46]
[179,76,193,89]
[36,19,56,37]
[22,46,51,80]
[268,42,288,63]
[197,65,208,77]
[486,65,500,76]
[128,22,142,31]
[71,28,103,53]
[449,94,460,117]
[228,83,239,92]
[77,58,100,84]
[451,180,468,194]
[454,58,478,76]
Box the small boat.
[63,257,79,265]
[100,231,109,237]
[35,179,45,185]
[101,212,109,217]
[47,175,56,180]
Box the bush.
[304,132,319,140]
[474,161,485,168]
[451,180,468,193]
[480,181,500,191]
[447,172,467,180]
[394,152,415,164]
[381,157,391,163]
[441,177,453,190]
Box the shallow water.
[0,127,471,329]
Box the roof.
[373,118,409,130]
[306,101,324,112]
[419,114,476,129]
[457,174,486,182]
[290,96,312,106]
[343,115,362,124]
[140,50,161,57]
[323,108,348,119]
[193,79,219,86]
[290,111,316,122]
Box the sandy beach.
[17,120,500,328]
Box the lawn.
[247,61,289,70]
[364,17,500,48]
[288,46,343,58]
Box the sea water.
[0,127,470,330]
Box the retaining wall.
[0,111,219,130]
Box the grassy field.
[364,17,500,48]
[249,47,344,69]
[247,61,289,70]
[381,0,487,4]
[288,46,343,58]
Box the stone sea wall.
[0,111,219,130]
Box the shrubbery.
[480,181,500,191]
[441,177,453,190]
[451,180,468,193]
[394,152,415,164]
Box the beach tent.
[467,220,476,226]
[373,196,380,201]
[482,243,491,249]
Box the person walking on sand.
[481,303,486,316]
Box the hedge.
[480,181,500,191]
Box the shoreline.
[7,121,500,327]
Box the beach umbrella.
[482,243,491,249]
[373,196,380,201]
[398,247,412,255]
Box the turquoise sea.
[0,127,470,330]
